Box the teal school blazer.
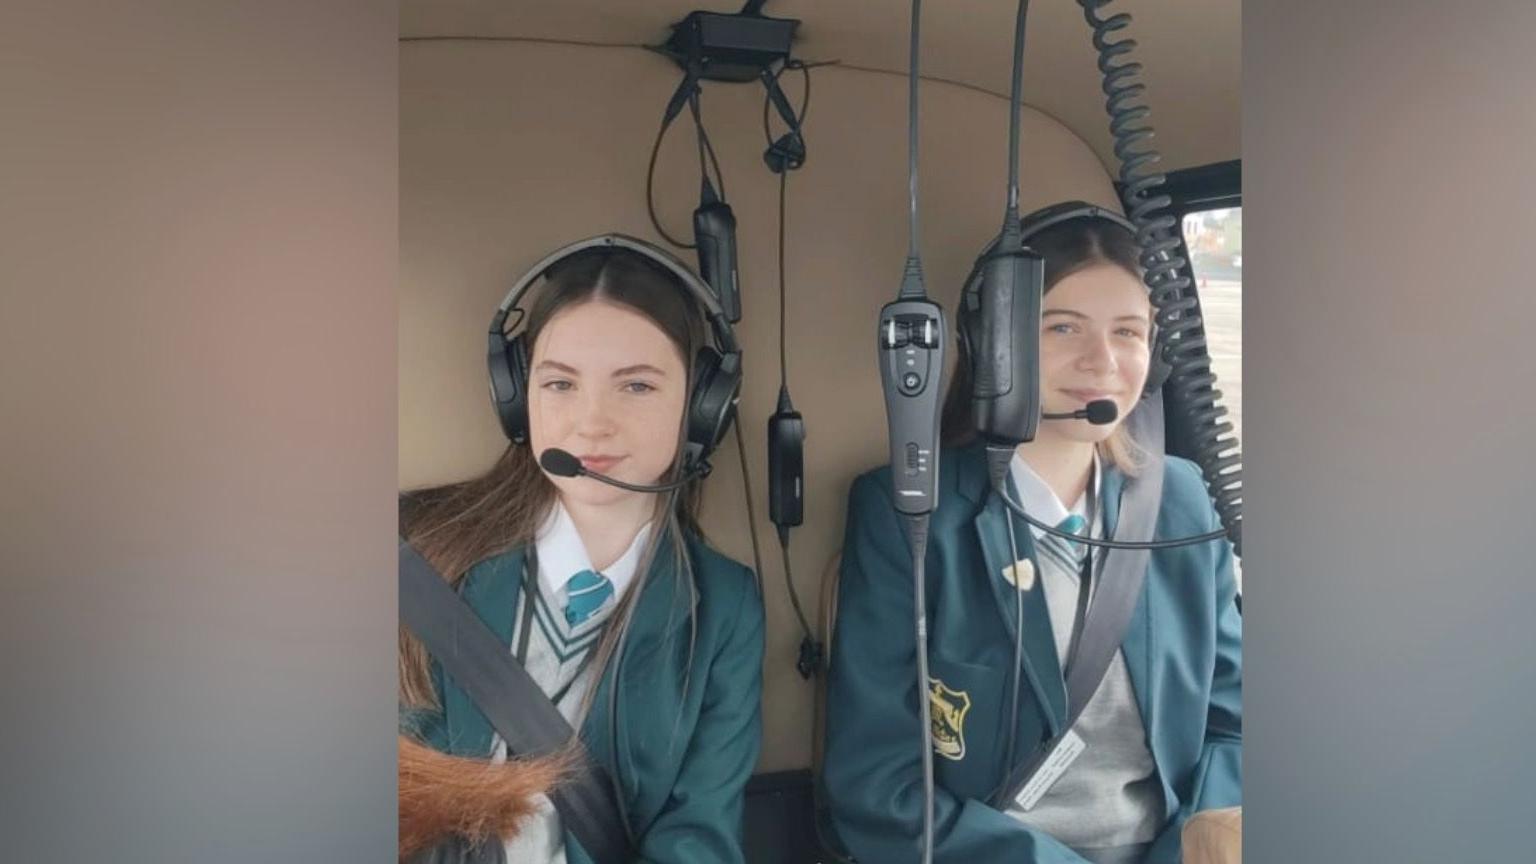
[824,444,1241,863]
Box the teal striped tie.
[1039,513,1089,571]
[1058,513,1087,541]
[563,569,614,627]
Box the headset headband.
[1017,201,1135,246]
[491,233,738,355]
[961,201,1137,301]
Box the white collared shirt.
[1009,449,1101,537]
[533,501,652,610]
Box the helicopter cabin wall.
[399,38,1117,773]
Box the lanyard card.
[1013,728,1087,811]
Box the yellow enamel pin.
[928,677,972,761]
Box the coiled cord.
[1080,0,1243,555]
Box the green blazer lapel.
[607,532,695,672]
[577,532,693,745]
[971,467,1068,739]
[441,548,524,757]
[578,533,700,825]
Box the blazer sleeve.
[1144,500,1243,864]
[823,473,1096,864]
[633,567,765,864]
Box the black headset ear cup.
[490,333,532,444]
[686,346,741,459]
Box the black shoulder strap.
[1062,453,1160,720]
[398,539,630,864]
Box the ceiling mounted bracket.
[657,5,800,83]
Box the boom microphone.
[1041,398,1118,425]
[538,448,707,493]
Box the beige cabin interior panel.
[402,0,1242,175]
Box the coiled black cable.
[1079,0,1243,555]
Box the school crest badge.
[928,677,972,761]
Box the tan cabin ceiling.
[401,0,1240,174]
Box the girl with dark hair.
[824,203,1241,864]
[399,247,764,863]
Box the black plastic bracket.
[659,9,800,83]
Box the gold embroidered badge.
[928,677,972,761]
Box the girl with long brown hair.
[400,244,764,863]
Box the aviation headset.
[486,233,743,473]
[956,200,1171,427]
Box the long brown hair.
[399,247,709,711]
[941,213,1149,473]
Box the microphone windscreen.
[539,448,583,477]
[1084,399,1119,425]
